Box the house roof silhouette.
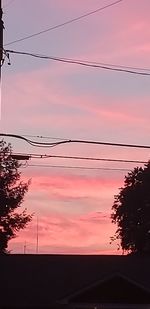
[1,254,150,308]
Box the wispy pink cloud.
[2,65,150,137]
[9,211,118,254]
[22,172,121,208]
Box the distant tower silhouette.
[36,216,39,254]
[24,241,27,254]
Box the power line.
[7,49,150,73]
[22,134,67,141]
[6,49,150,76]
[0,133,69,147]
[55,57,150,72]
[1,133,150,150]
[12,152,147,165]
[19,132,150,144]
[5,0,124,46]
[26,163,130,172]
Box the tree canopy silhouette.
[0,140,32,254]
[111,161,150,255]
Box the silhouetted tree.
[0,140,32,254]
[111,161,150,255]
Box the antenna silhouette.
[36,216,39,254]
[24,241,27,254]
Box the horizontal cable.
[1,133,150,149]
[12,152,147,165]
[22,134,67,141]
[6,49,150,76]
[26,164,130,172]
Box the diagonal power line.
[5,0,124,46]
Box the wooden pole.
[0,0,3,81]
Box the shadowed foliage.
[0,140,32,254]
[111,161,150,254]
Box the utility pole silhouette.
[0,0,4,118]
[0,0,4,81]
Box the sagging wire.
[1,133,150,150]
[0,133,71,148]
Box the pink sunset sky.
[1,0,150,254]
